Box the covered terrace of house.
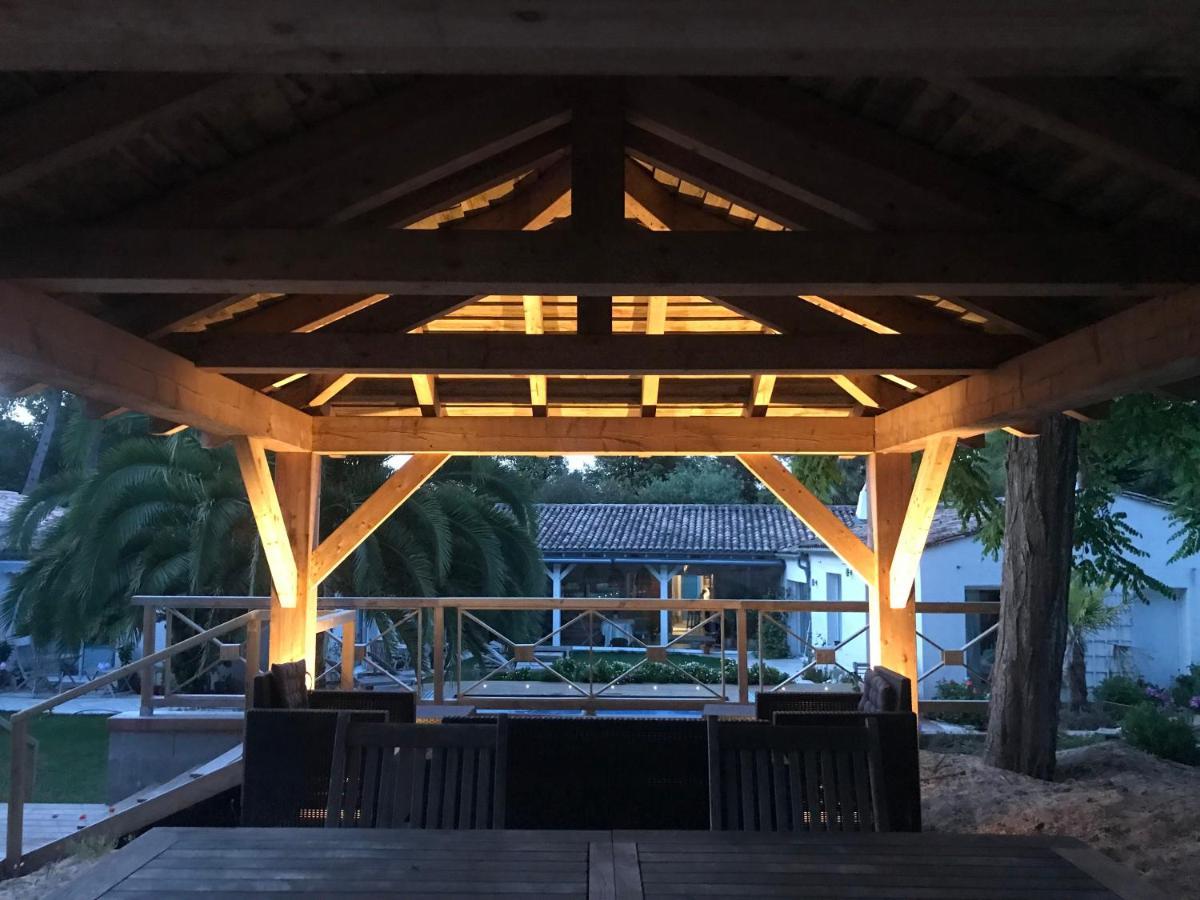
[0,2,1196,895]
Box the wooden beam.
[0,282,310,451]
[0,73,236,196]
[640,295,668,415]
[268,452,321,668]
[233,437,298,608]
[867,452,919,709]
[572,83,623,336]
[889,436,957,606]
[13,228,1193,296]
[310,454,449,584]
[747,374,776,417]
[410,374,441,417]
[175,332,1024,376]
[523,295,548,413]
[831,375,915,411]
[737,454,876,589]
[6,3,1194,75]
[946,77,1200,201]
[313,416,875,456]
[874,285,1200,452]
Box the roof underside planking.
[0,13,1198,454]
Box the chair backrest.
[242,708,386,827]
[268,659,310,708]
[772,711,920,832]
[858,666,913,713]
[309,689,415,723]
[326,716,507,829]
[755,689,862,720]
[707,719,889,833]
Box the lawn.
[0,714,110,802]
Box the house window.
[826,573,842,644]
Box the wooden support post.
[867,453,919,711]
[233,437,298,606]
[572,81,623,336]
[432,605,446,703]
[735,607,749,704]
[340,617,356,691]
[243,616,262,711]
[267,452,320,671]
[5,716,28,873]
[139,603,156,716]
[890,436,957,605]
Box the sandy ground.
[0,855,100,899]
[922,741,1200,897]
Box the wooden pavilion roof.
[0,4,1197,456]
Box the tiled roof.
[0,489,63,552]
[536,503,973,558]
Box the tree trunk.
[1067,635,1088,711]
[22,390,61,493]
[984,414,1078,780]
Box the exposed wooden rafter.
[9,228,1193,296]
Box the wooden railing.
[6,594,996,871]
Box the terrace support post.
[268,452,321,674]
[647,565,678,644]
[547,564,574,646]
[5,716,28,873]
[867,453,920,711]
[736,606,749,704]
[139,603,156,716]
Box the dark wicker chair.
[772,710,921,831]
[325,715,508,829]
[707,718,889,832]
[250,659,415,724]
[755,689,861,720]
[241,708,386,827]
[859,665,913,712]
[444,715,710,830]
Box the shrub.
[1059,706,1117,731]
[1121,703,1198,765]
[490,655,787,686]
[934,678,989,700]
[1170,664,1200,708]
[756,612,792,660]
[1094,674,1145,708]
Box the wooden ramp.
[6,745,242,874]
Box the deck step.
[6,744,243,874]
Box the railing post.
[735,606,749,704]
[340,618,356,691]
[5,715,28,874]
[432,604,445,703]
[140,604,156,716]
[243,616,262,711]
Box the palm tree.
[1065,574,1122,711]
[3,432,544,668]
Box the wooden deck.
[46,827,1164,899]
[0,804,112,855]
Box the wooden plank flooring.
[0,804,113,854]
[45,828,1165,899]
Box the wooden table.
[48,827,1164,899]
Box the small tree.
[1065,575,1122,711]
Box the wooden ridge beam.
[874,286,1200,452]
[10,228,1195,297]
[572,82,623,336]
[0,281,311,451]
[310,453,449,584]
[888,436,957,605]
[313,416,875,456]
[738,453,877,589]
[233,437,298,607]
[174,332,1025,376]
[6,2,1194,76]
